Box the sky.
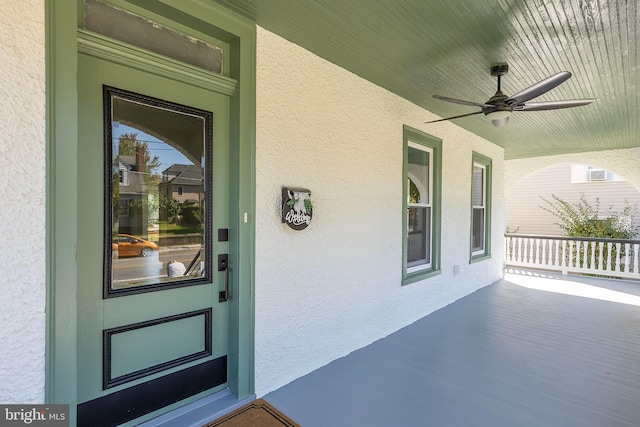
[113,122,193,173]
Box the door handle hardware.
[218,254,229,302]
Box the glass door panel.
[105,87,212,295]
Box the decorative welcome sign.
[282,187,312,230]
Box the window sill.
[469,253,491,264]
[402,268,441,286]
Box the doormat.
[203,399,300,427]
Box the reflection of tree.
[118,133,161,186]
[160,194,182,224]
[181,205,202,227]
[409,179,420,203]
[112,163,120,237]
[158,196,202,227]
[113,132,162,235]
[147,192,159,227]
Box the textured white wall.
[0,0,46,403]
[255,27,505,396]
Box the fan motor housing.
[490,63,509,77]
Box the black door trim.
[78,356,227,427]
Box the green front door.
[76,40,232,426]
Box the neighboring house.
[117,153,149,235]
[159,164,204,205]
[507,164,640,236]
[1,2,638,426]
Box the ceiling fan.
[426,63,595,127]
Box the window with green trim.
[470,152,492,261]
[403,126,441,284]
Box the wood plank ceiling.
[215,0,638,159]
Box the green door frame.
[45,0,256,420]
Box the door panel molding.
[77,29,237,95]
[103,308,212,389]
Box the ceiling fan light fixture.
[486,109,511,120]
[490,116,510,127]
[486,109,511,127]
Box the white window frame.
[471,162,486,257]
[119,166,129,186]
[470,152,492,262]
[407,141,433,273]
[587,166,611,181]
[402,126,441,285]
[571,165,621,183]
[119,199,129,217]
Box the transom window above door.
[84,0,225,74]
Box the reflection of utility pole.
[136,145,149,238]
[199,177,204,223]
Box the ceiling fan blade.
[433,95,490,108]
[515,99,595,111]
[426,111,483,123]
[506,71,572,105]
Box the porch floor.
[264,270,640,426]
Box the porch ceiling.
[215,0,638,159]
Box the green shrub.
[160,195,181,224]
[540,194,639,239]
[540,194,639,273]
[181,205,202,227]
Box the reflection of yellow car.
[113,234,159,257]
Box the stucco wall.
[0,0,46,403]
[255,27,505,396]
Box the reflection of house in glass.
[159,164,205,227]
[160,164,204,203]
[117,146,151,236]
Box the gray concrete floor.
[264,271,640,426]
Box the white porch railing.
[504,234,640,280]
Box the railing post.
[504,235,509,262]
[623,243,631,273]
[530,238,535,264]
[518,236,524,263]
[597,241,604,273]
